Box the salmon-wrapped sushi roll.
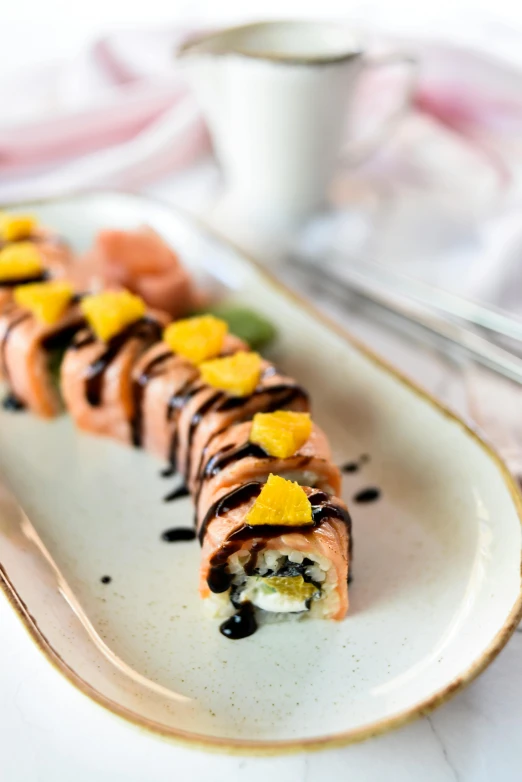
[0,281,84,416]
[198,475,351,638]
[177,352,309,491]
[130,332,246,455]
[61,290,168,444]
[195,413,341,525]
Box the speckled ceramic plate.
[0,192,521,754]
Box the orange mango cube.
[250,411,312,459]
[246,474,313,527]
[0,213,37,242]
[14,281,74,325]
[199,350,261,397]
[163,315,227,365]
[81,290,146,342]
[0,242,43,282]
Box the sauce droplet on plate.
[161,528,196,543]
[353,487,381,504]
[163,484,190,503]
[219,603,257,639]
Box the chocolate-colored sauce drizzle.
[204,442,268,481]
[219,603,257,639]
[354,487,380,504]
[166,379,203,471]
[130,350,172,447]
[161,527,196,542]
[163,483,190,502]
[198,481,262,547]
[183,389,227,476]
[341,454,370,474]
[2,392,25,410]
[41,321,85,352]
[83,317,162,407]
[0,271,49,288]
[216,383,308,412]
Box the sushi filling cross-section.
[199,478,351,635]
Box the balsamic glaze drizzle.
[83,318,162,407]
[353,487,381,504]
[2,392,25,410]
[41,321,85,352]
[163,484,190,503]
[161,527,196,542]
[202,442,268,480]
[130,350,172,447]
[341,454,370,474]
[0,271,49,288]
[219,602,257,639]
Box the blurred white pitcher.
[179,21,416,229]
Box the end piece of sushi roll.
[195,414,341,525]
[198,475,351,638]
[61,290,169,443]
[0,281,84,416]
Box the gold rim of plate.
[0,191,521,756]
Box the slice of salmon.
[199,484,350,620]
[195,420,341,526]
[60,310,169,443]
[83,227,198,317]
[176,361,310,492]
[0,304,84,417]
[133,334,245,461]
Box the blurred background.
[4,0,522,466]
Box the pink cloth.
[0,29,210,200]
[2,27,522,201]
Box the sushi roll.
[0,281,84,416]
[194,412,341,525]
[130,322,246,456]
[0,212,72,289]
[61,290,169,443]
[175,351,310,490]
[198,474,351,638]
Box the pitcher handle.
[341,52,418,165]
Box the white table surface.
[3,4,522,777]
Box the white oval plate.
[0,192,521,754]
